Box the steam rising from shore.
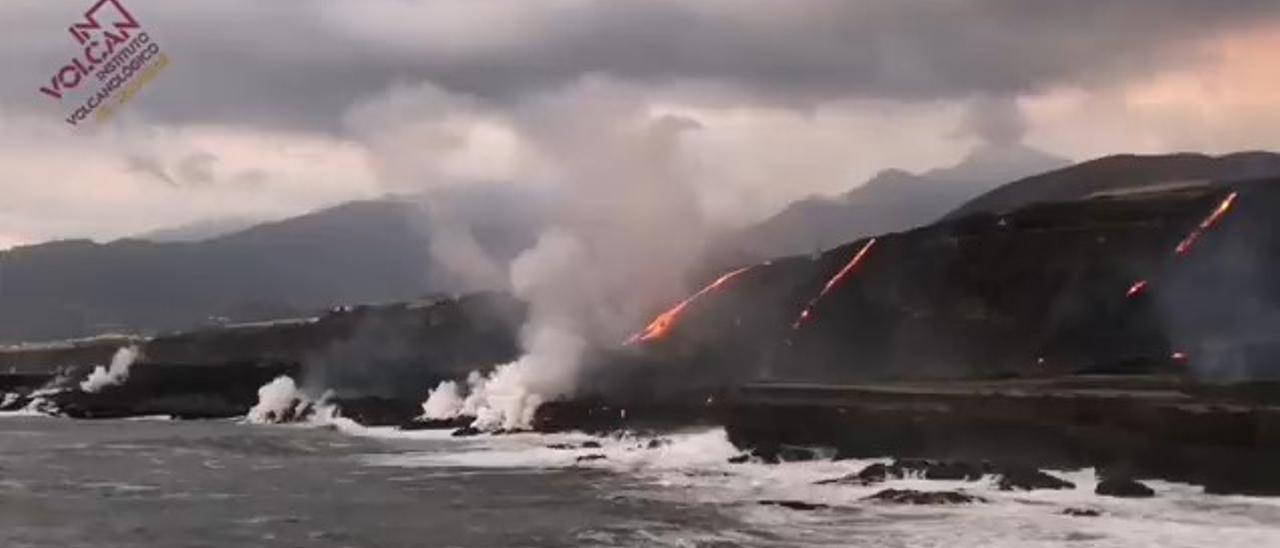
[417,80,712,429]
[80,346,140,393]
[246,375,329,424]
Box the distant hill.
[0,187,548,343]
[717,144,1068,259]
[134,217,264,243]
[945,151,1280,219]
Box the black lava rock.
[1095,478,1155,498]
[727,454,750,464]
[1062,507,1102,517]
[923,460,987,481]
[815,463,892,486]
[834,459,988,485]
[758,500,830,511]
[451,426,482,437]
[575,454,607,463]
[814,473,867,486]
[866,489,986,505]
[400,417,472,431]
[997,467,1076,491]
[856,462,893,483]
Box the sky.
[2,0,1279,249]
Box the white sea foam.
[0,407,51,418]
[244,376,327,425]
[358,427,1280,547]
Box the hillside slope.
[945,151,1280,219]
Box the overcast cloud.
[1,0,1279,246]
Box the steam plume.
[247,376,314,424]
[79,346,140,393]
[420,79,713,429]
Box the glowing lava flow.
[1126,279,1149,299]
[625,266,753,344]
[1175,191,1238,256]
[792,238,877,329]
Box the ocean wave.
[353,427,1280,547]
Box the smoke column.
[80,346,140,393]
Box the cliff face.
[605,176,1280,399]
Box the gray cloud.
[124,154,176,186]
[177,152,217,186]
[962,96,1028,147]
[3,0,1279,134]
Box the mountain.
[719,144,1069,259]
[945,151,1280,219]
[0,187,548,343]
[134,217,264,243]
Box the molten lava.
[1175,191,1238,256]
[626,266,753,344]
[1126,279,1149,299]
[792,238,877,329]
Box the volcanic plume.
[626,266,753,344]
[792,238,877,329]
[415,84,719,431]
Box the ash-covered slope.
[946,151,1280,219]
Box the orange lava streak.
[1175,191,1238,256]
[1126,279,1149,299]
[792,238,877,329]
[626,266,753,344]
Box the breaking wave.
[351,427,1280,547]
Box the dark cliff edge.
[0,292,525,420]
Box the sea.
[2,412,1280,547]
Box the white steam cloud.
[417,78,714,430]
[247,375,317,424]
[79,346,140,393]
